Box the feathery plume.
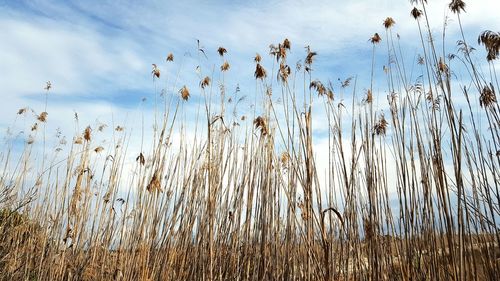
[411,7,423,19]
[254,53,262,63]
[283,38,291,50]
[305,47,317,65]
[253,116,268,136]
[374,115,388,135]
[478,30,500,61]
[152,64,160,78]
[217,47,227,56]
[370,33,382,44]
[310,80,326,97]
[480,84,496,108]
[221,61,230,71]
[136,153,146,166]
[255,63,267,80]
[37,112,48,122]
[449,0,466,14]
[200,76,211,89]
[383,17,395,29]
[84,126,92,141]
[180,86,190,101]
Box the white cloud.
[0,18,145,97]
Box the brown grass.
[1,1,499,280]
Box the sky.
[0,0,499,196]
[1,0,498,113]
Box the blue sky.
[0,0,499,194]
[1,0,498,117]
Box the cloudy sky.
[0,0,498,191]
[1,0,498,117]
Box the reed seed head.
[152,64,160,78]
[383,17,395,29]
[283,38,291,50]
[221,61,230,71]
[438,58,448,73]
[37,112,48,122]
[253,116,268,136]
[280,152,290,165]
[84,126,92,141]
[136,152,146,166]
[217,47,227,57]
[74,136,83,144]
[200,76,211,89]
[305,48,317,65]
[449,0,466,14]
[370,33,382,44]
[365,89,373,104]
[326,88,334,101]
[255,63,267,80]
[417,55,425,65]
[411,7,422,19]
[480,84,496,108]
[147,171,162,193]
[374,115,388,135]
[478,30,500,61]
[310,80,326,97]
[254,53,262,63]
[278,63,291,83]
[341,77,352,88]
[180,86,190,101]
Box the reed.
[1,1,499,280]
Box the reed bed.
[1,1,499,280]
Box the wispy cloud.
[1,0,498,146]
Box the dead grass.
[1,1,499,280]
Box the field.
[1,0,499,280]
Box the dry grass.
[1,1,499,280]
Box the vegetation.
[1,1,499,280]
